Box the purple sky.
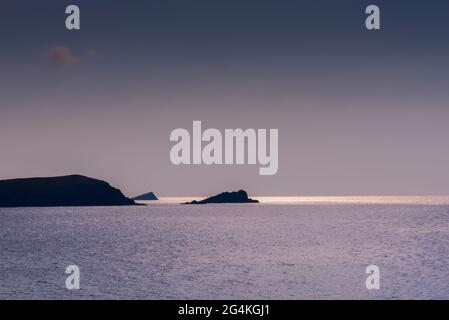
[1,0,449,196]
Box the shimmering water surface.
[1,196,449,299]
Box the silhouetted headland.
[0,175,138,207]
[132,192,158,201]
[183,190,259,204]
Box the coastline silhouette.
[0,175,260,207]
[183,190,259,204]
[132,192,158,201]
[0,175,137,208]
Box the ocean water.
[1,196,449,299]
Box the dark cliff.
[0,175,137,207]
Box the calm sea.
[1,196,449,299]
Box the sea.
[1,196,449,299]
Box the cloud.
[45,46,79,65]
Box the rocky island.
[183,190,259,204]
[132,192,158,201]
[0,175,138,207]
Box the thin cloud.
[45,45,79,65]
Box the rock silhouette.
[0,175,137,207]
[132,192,158,201]
[183,190,259,204]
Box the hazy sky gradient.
[1,0,449,196]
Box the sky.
[1,0,449,197]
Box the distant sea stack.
[183,190,259,204]
[132,192,158,201]
[0,175,138,208]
